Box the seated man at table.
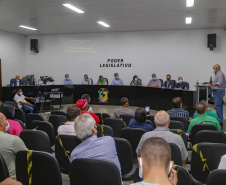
[130,75,142,86]
[10,75,24,87]
[175,76,188,90]
[58,105,81,135]
[62,74,73,85]
[76,99,99,123]
[136,111,188,164]
[13,88,35,113]
[70,114,122,179]
[112,97,134,118]
[147,73,161,88]
[46,76,55,85]
[163,74,175,89]
[131,138,178,185]
[111,73,124,85]
[81,94,93,112]
[188,102,221,134]
[193,100,219,122]
[96,75,108,85]
[167,97,189,121]
[81,74,92,85]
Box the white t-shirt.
[57,121,76,136]
[14,94,27,108]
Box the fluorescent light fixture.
[186,0,194,7]
[97,21,110,28]
[186,17,192,24]
[19,25,37,31]
[63,4,84,13]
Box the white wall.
[0,31,26,86]
[25,29,226,90]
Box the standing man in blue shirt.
[81,74,92,85]
[62,74,73,85]
[175,76,189,90]
[111,73,124,85]
[206,64,226,128]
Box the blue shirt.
[129,119,153,132]
[81,79,92,85]
[62,79,73,85]
[111,78,124,85]
[175,82,188,90]
[70,136,121,176]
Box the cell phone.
[168,161,173,176]
[145,106,150,113]
[139,158,143,178]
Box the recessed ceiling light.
[186,0,194,7]
[19,25,37,31]
[63,4,84,13]
[186,17,192,24]
[97,21,110,28]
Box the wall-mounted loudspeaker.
[207,34,216,51]
[30,39,39,53]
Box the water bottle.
[169,85,171,89]
[12,83,14,87]
[196,80,199,86]
[185,86,187,90]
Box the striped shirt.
[167,108,189,121]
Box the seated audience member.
[175,76,188,90]
[129,107,153,132]
[0,113,28,179]
[163,74,175,89]
[112,97,134,118]
[76,99,99,123]
[147,73,161,88]
[131,75,142,86]
[0,104,23,136]
[62,74,73,85]
[96,75,108,85]
[111,73,124,85]
[46,76,55,85]
[136,111,188,164]
[188,102,221,134]
[0,178,22,185]
[70,114,122,178]
[81,94,93,112]
[131,138,178,185]
[11,75,24,87]
[13,88,35,113]
[167,97,189,121]
[81,74,92,85]
[57,105,81,135]
[193,100,219,122]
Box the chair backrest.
[97,125,114,137]
[145,120,155,129]
[117,115,134,127]
[169,120,185,131]
[184,82,189,90]
[70,158,122,185]
[104,118,125,137]
[172,80,177,87]
[20,130,52,153]
[114,137,133,175]
[170,116,188,130]
[159,79,163,86]
[55,135,81,174]
[190,124,217,145]
[194,130,226,145]
[31,120,55,146]
[89,78,93,85]
[14,119,26,129]
[95,113,111,124]
[0,153,9,182]
[206,169,226,185]
[169,143,182,166]
[16,150,62,185]
[15,108,26,123]
[48,114,67,136]
[51,110,66,116]
[120,127,146,158]
[25,113,44,129]
[173,165,192,185]
[169,129,188,149]
[191,143,226,183]
[146,115,155,124]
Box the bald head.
[213,64,221,73]
[154,111,170,127]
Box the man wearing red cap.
[76,99,100,124]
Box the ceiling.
[0,0,226,36]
